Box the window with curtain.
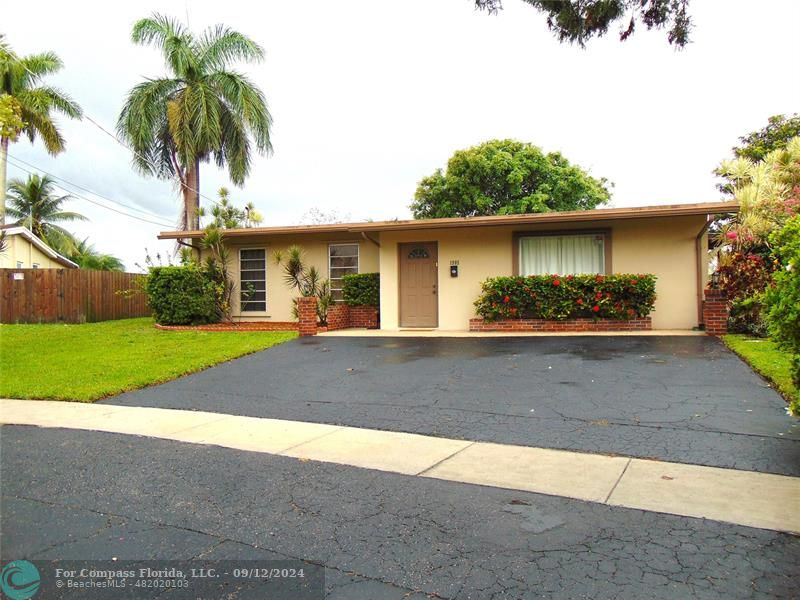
[240,248,267,312]
[329,243,359,301]
[519,234,605,276]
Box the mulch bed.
[155,322,299,332]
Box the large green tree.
[731,114,800,163]
[117,14,273,231]
[0,35,82,225]
[475,0,691,47]
[411,139,611,219]
[6,173,86,252]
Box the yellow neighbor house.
[158,201,738,332]
[0,226,78,270]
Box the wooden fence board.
[0,269,149,324]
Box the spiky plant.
[117,14,273,231]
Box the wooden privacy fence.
[0,269,150,324]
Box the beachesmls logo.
[1,561,40,600]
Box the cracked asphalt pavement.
[2,426,799,599]
[107,336,800,475]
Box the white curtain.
[520,235,604,275]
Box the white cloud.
[5,0,799,271]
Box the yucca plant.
[274,245,333,325]
[117,14,273,231]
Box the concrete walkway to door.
[3,399,799,535]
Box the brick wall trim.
[469,317,652,332]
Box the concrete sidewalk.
[2,398,798,534]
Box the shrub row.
[144,266,220,325]
[474,273,657,321]
[342,272,380,306]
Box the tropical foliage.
[411,139,610,219]
[117,14,273,230]
[731,114,800,164]
[711,137,800,333]
[273,245,333,325]
[69,237,125,271]
[6,173,86,251]
[763,215,800,412]
[0,35,82,223]
[475,0,691,47]
[474,274,657,321]
[198,187,263,229]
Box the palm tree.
[0,35,83,224]
[117,14,273,231]
[6,173,86,252]
[70,237,125,271]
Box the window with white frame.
[329,243,359,301]
[519,233,605,276]
[16,261,23,269]
[32,263,40,269]
[240,249,266,312]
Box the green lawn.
[0,318,297,402]
[723,334,799,415]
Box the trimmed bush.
[144,265,219,325]
[342,273,380,306]
[474,273,657,321]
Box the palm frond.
[198,26,264,71]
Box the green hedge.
[474,273,657,321]
[144,265,219,325]
[342,273,380,306]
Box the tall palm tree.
[117,14,273,231]
[6,173,86,252]
[0,35,83,224]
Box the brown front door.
[399,242,438,328]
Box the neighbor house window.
[32,263,40,269]
[240,248,266,312]
[16,261,23,269]
[329,243,359,301]
[519,233,605,276]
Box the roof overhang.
[157,201,739,240]
[2,226,79,268]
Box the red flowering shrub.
[474,274,657,321]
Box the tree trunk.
[183,159,201,230]
[0,137,8,226]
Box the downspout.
[695,217,712,327]
[360,231,380,247]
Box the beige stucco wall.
[379,214,708,330]
[0,235,66,269]
[217,233,379,322]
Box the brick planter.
[469,317,652,332]
[703,288,728,336]
[326,304,380,331]
[297,296,318,337]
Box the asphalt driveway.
[107,335,800,475]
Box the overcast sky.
[5,0,799,271]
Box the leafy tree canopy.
[411,139,611,219]
[731,114,800,163]
[475,0,691,48]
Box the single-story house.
[0,225,78,269]
[159,201,738,331]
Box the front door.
[399,242,438,328]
